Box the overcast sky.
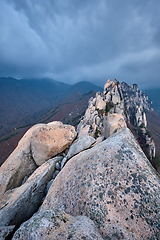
[0,0,160,89]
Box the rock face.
[77,79,156,167]
[61,135,96,168]
[0,124,40,199]
[0,121,76,198]
[121,82,153,112]
[13,209,103,240]
[40,129,160,239]
[77,79,126,139]
[102,113,127,138]
[0,157,61,228]
[38,128,160,240]
[31,121,77,166]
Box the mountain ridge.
[77,79,160,171]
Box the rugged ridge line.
[0,79,159,239]
[77,78,156,168]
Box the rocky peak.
[103,78,112,91]
[120,81,153,111]
[77,79,156,167]
[131,83,138,90]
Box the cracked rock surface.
[40,128,160,240]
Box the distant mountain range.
[0,77,103,140]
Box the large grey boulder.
[13,209,103,240]
[61,135,96,168]
[40,128,160,240]
[0,156,61,228]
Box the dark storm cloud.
[0,0,160,88]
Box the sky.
[0,0,160,89]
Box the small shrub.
[140,123,145,128]
[145,130,151,138]
[98,109,105,118]
[94,127,100,138]
[105,101,114,113]
[154,155,160,167]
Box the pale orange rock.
[0,124,41,198]
[0,121,77,198]
[31,121,77,166]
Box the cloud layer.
[0,0,160,88]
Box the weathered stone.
[0,124,42,198]
[0,226,15,240]
[135,105,147,127]
[102,113,127,138]
[114,101,124,115]
[104,78,112,92]
[41,128,160,240]
[78,124,90,138]
[95,115,101,125]
[31,121,77,166]
[61,135,95,168]
[0,122,76,198]
[111,85,121,104]
[95,95,106,110]
[0,157,61,228]
[68,135,95,159]
[105,92,112,102]
[13,209,103,240]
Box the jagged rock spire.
[77,79,156,165]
